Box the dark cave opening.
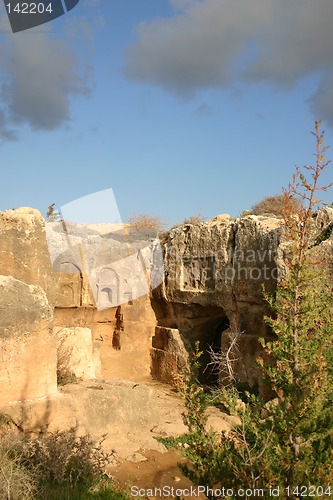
[151,297,229,386]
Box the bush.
[22,429,113,487]
[250,194,302,216]
[0,434,37,500]
[0,426,120,499]
[127,213,164,231]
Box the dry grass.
[21,429,114,486]
[183,209,206,225]
[0,433,37,500]
[0,426,116,499]
[56,337,77,386]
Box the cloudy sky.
[0,0,333,226]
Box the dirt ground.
[112,449,207,499]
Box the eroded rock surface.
[0,275,56,405]
[0,208,59,306]
[55,326,102,381]
[151,215,282,386]
[0,380,190,460]
[151,209,333,388]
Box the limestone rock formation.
[151,209,333,388]
[48,221,159,382]
[0,208,59,306]
[0,205,332,409]
[0,275,56,405]
[151,327,191,385]
[55,327,102,381]
[151,214,283,386]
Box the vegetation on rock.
[250,194,303,217]
[183,209,207,225]
[167,122,333,497]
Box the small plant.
[21,429,114,487]
[154,434,189,451]
[0,427,121,499]
[0,434,37,500]
[183,209,206,225]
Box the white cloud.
[0,0,98,141]
[0,31,90,132]
[123,0,333,123]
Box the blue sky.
[0,0,333,227]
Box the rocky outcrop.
[1,205,332,408]
[47,220,158,382]
[0,276,56,405]
[54,271,157,382]
[0,208,59,306]
[0,207,159,407]
[151,209,333,388]
[0,209,60,405]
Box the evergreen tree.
[169,122,333,497]
[257,120,333,486]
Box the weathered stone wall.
[46,220,159,382]
[151,214,282,386]
[0,209,59,405]
[1,206,332,406]
[0,276,56,405]
[53,251,157,382]
[0,208,59,306]
[151,209,333,388]
[54,294,157,382]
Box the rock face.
[0,208,59,306]
[1,205,332,408]
[151,209,333,388]
[0,208,60,405]
[151,327,192,384]
[0,276,56,405]
[0,207,157,408]
[54,266,157,382]
[54,327,102,381]
[47,220,158,382]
